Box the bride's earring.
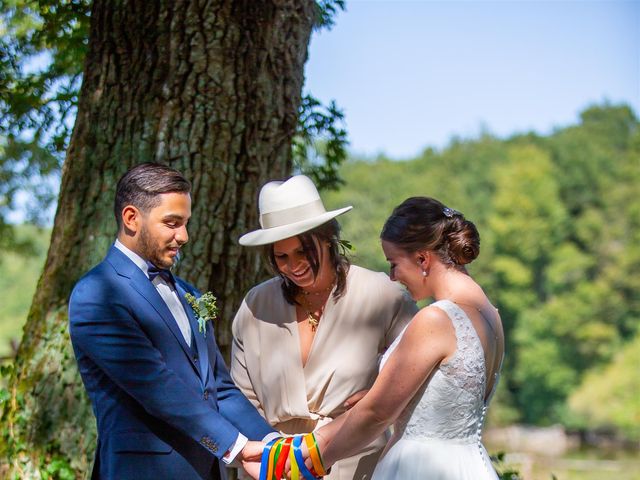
[418,254,430,278]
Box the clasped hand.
[240,433,328,480]
[239,441,264,479]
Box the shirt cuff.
[222,433,248,464]
[262,432,281,443]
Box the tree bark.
[1,0,315,476]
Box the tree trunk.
[1,0,315,477]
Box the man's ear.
[121,205,140,234]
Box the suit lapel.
[176,283,210,383]
[107,246,201,376]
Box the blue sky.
[7,0,639,224]
[304,0,640,159]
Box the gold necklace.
[298,295,327,332]
[301,282,335,296]
[298,279,335,331]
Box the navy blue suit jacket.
[69,246,273,479]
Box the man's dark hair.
[114,163,191,229]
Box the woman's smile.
[290,265,311,278]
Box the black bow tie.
[147,262,175,285]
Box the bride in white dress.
[315,197,505,479]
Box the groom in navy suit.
[69,163,274,479]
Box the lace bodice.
[380,300,500,443]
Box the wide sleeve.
[382,279,418,348]
[230,297,265,415]
[207,325,273,441]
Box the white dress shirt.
[114,240,193,346]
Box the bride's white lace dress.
[373,300,500,479]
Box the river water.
[485,425,640,479]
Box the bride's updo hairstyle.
[381,197,480,267]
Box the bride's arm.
[317,306,455,467]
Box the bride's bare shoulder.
[400,304,456,350]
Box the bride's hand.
[314,430,330,471]
[299,432,330,475]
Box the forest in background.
[1,102,638,443]
[321,102,639,440]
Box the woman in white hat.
[285,197,504,480]
[231,175,417,480]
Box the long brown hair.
[266,219,350,305]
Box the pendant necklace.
[302,282,335,296]
[299,296,324,332]
[299,283,334,332]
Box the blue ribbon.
[259,437,279,480]
[292,435,318,480]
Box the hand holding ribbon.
[259,433,329,480]
[240,440,266,480]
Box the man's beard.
[138,225,175,269]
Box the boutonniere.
[184,292,219,337]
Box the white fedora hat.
[239,175,352,246]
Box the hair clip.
[443,207,460,218]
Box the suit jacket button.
[203,390,209,400]
[193,355,199,362]
[201,436,217,453]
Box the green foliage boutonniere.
[184,292,219,337]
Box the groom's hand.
[240,440,265,480]
[239,440,264,462]
[241,459,261,480]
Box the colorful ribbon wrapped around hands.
[259,433,329,480]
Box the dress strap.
[430,300,475,344]
[430,299,487,397]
